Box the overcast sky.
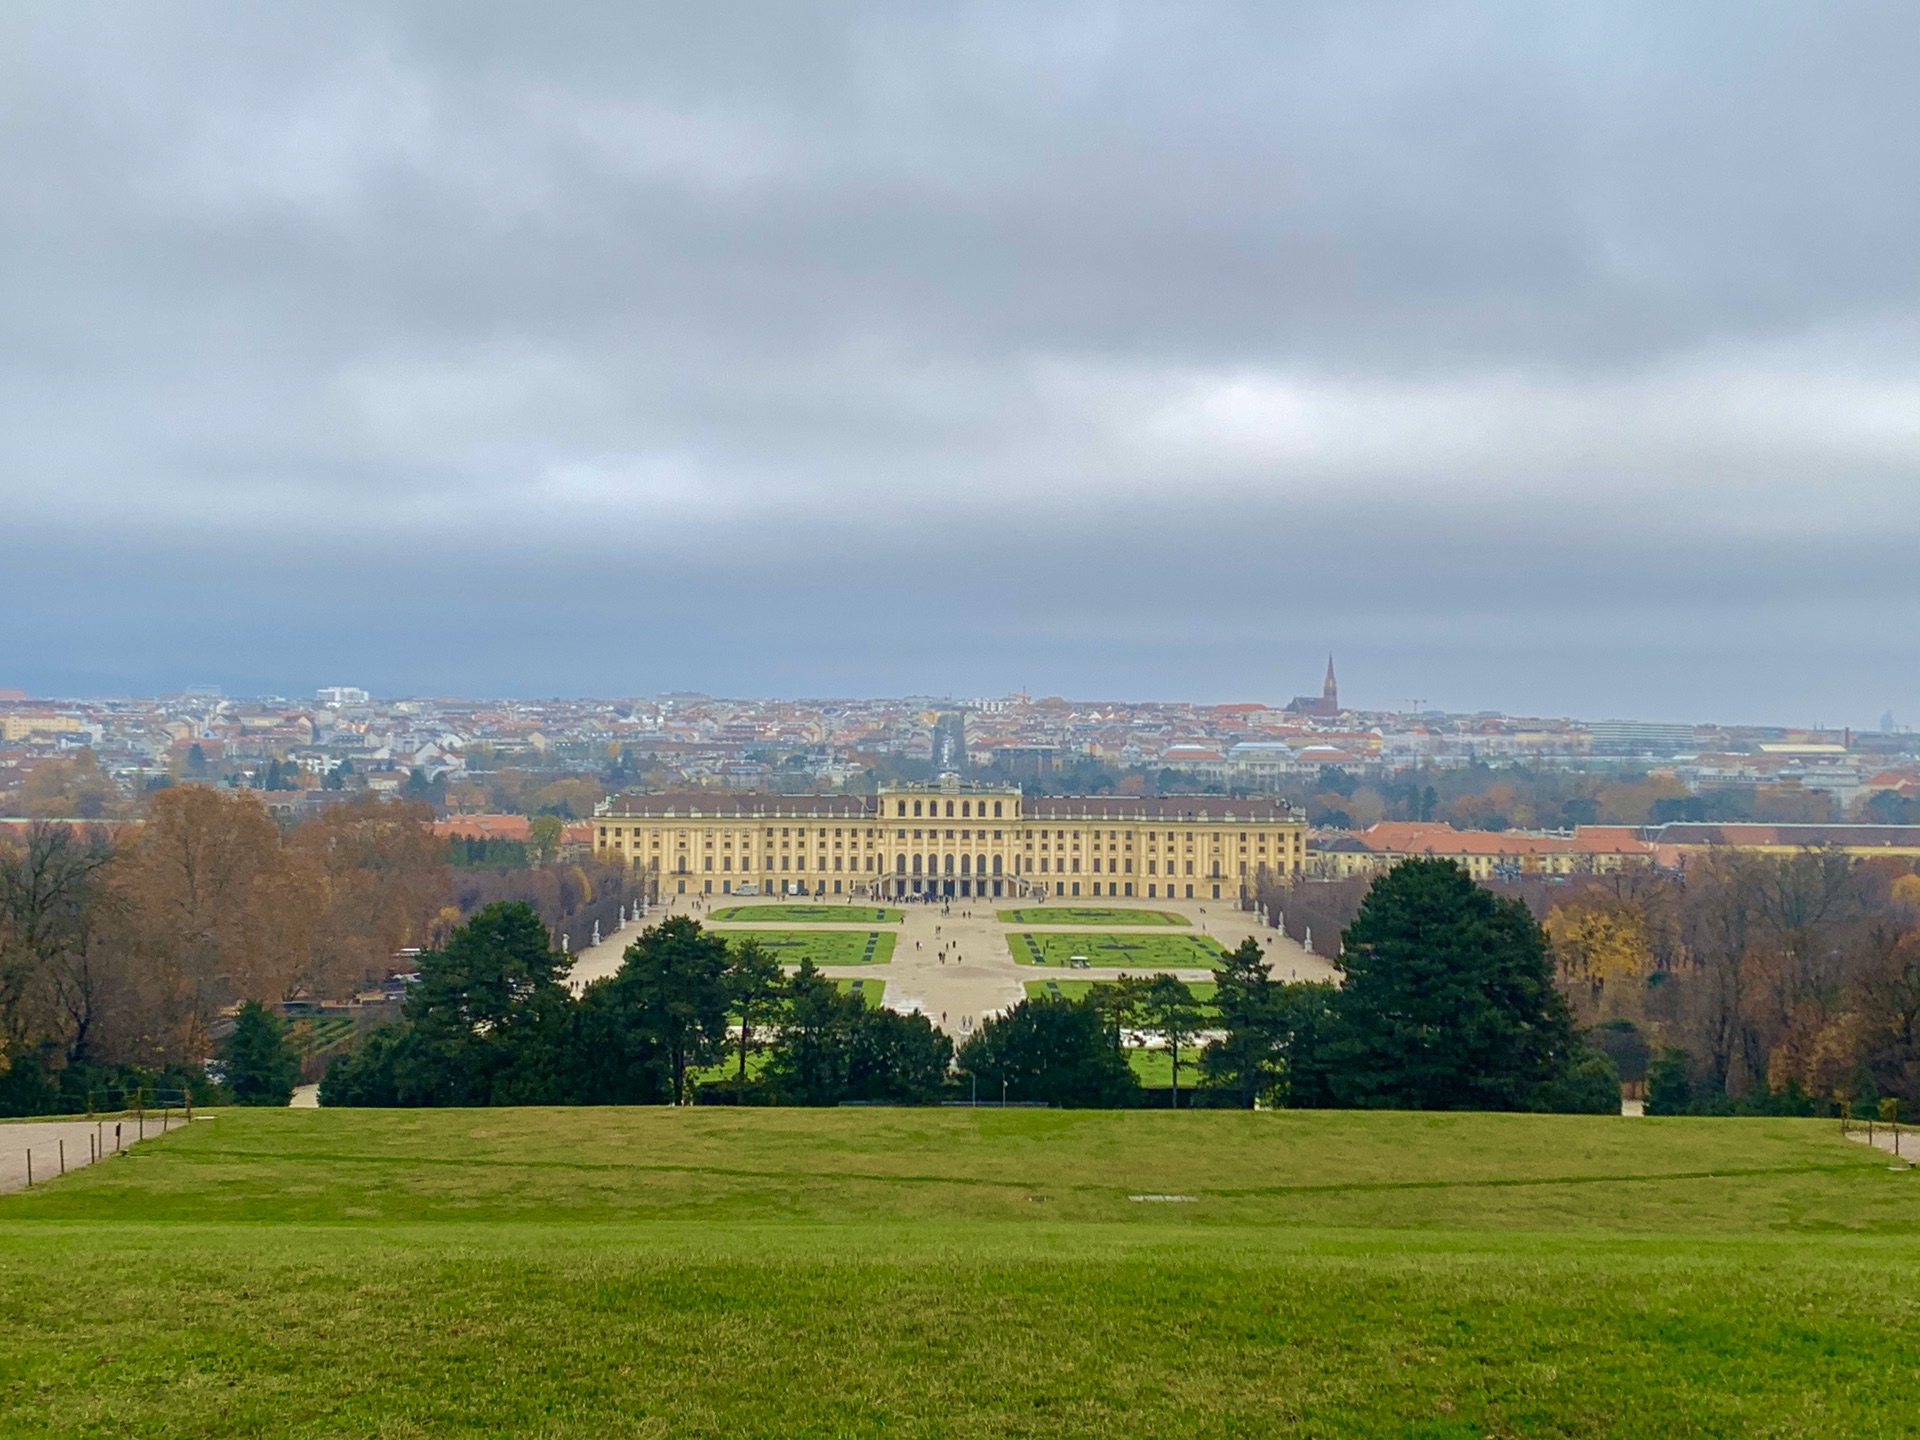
[3,2,1915,724]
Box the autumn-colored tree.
[530,778,602,820]
[0,822,118,1066]
[528,814,566,865]
[1592,776,1688,826]
[112,785,289,1059]
[282,798,450,999]
[18,751,124,820]
[1545,895,1652,1020]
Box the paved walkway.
[0,1113,199,1195]
[565,893,1337,1038]
[1848,1125,1919,1166]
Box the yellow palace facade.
[592,782,1305,902]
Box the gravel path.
[566,893,1337,1037]
[0,1113,199,1194]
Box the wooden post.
[59,1140,65,1176]
[24,1150,30,1188]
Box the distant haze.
[2,2,1915,726]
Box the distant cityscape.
[4,661,1914,839]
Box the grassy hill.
[4,1107,1916,1436]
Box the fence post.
[24,1150,30,1188]
[59,1140,65,1176]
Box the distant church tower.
[1285,654,1341,719]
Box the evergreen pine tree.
[1327,858,1597,1111]
[222,1000,301,1106]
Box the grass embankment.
[5,1108,1917,1437]
[709,904,901,924]
[997,907,1187,926]
[1013,932,1226,968]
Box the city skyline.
[0,672,1905,735]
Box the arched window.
[944,854,955,875]
[914,800,923,817]
[946,800,955,817]
[960,854,971,875]
[961,801,971,817]
[912,853,923,874]
[993,801,1003,817]
[992,855,1002,875]
[896,854,906,874]
[897,800,906,817]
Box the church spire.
[1322,654,1337,707]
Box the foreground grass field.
[5,1107,1918,1438]
[1013,931,1227,968]
[998,907,1187,926]
[709,904,901,924]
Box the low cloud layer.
[3,2,1915,722]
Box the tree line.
[323,859,1621,1112]
[0,788,636,1115]
[1532,850,1920,1115]
[1268,847,1920,1115]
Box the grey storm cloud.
[1,1,1915,720]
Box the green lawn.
[1025,979,1218,1008]
[710,904,901,924]
[5,1107,1919,1437]
[717,929,896,965]
[1127,1048,1209,1088]
[997,906,1188,926]
[839,976,887,1008]
[1012,931,1226,968]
